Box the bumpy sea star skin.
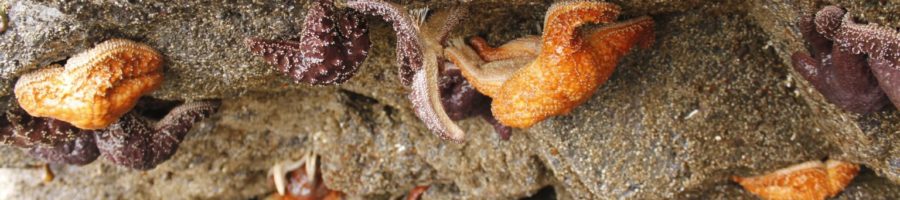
[14,39,164,130]
[247,0,370,85]
[445,1,654,128]
[28,132,100,166]
[1,107,100,165]
[732,160,859,200]
[810,6,900,110]
[440,63,512,140]
[95,100,220,170]
[790,6,889,114]
[347,0,471,141]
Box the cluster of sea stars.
[1,98,220,170]
[4,39,220,170]
[247,0,513,141]
[247,0,655,142]
[792,5,900,114]
[445,1,654,128]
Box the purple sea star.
[791,5,889,114]
[440,62,512,140]
[28,132,99,165]
[246,0,370,85]
[96,99,221,170]
[1,107,100,165]
[1,98,220,170]
[346,0,473,142]
[813,6,900,110]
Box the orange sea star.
[14,39,164,129]
[445,1,654,127]
[732,160,860,200]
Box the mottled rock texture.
[0,0,898,199]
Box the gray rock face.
[0,0,898,199]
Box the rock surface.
[0,0,898,199]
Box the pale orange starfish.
[14,39,163,129]
[732,160,859,200]
[445,0,654,128]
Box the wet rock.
[749,0,900,183]
[528,0,900,198]
[0,0,898,199]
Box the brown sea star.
[791,5,888,114]
[346,0,471,141]
[246,0,370,85]
[811,6,900,111]
[96,99,221,170]
[1,106,100,165]
[445,1,654,128]
[1,98,220,170]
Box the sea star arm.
[868,57,900,107]
[440,63,512,140]
[833,13,900,61]
[469,36,540,61]
[1,107,100,165]
[246,0,370,85]
[789,5,889,114]
[826,42,887,113]
[798,6,832,59]
[28,132,100,166]
[541,1,620,57]
[423,6,469,44]
[346,0,423,85]
[445,36,541,98]
[828,7,900,108]
[790,52,829,92]
[95,100,220,170]
[348,0,470,141]
[584,16,655,59]
[445,38,521,98]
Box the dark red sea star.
[246,0,370,85]
[440,63,512,140]
[791,5,889,114]
[95,99,221,170]
[1,107,100,165]
[1,98,220,170]
[813,6,900,110]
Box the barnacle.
[445,1,654,127]
[14,38,164,129]
[732,160,859,200]
[268,152,343,200]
